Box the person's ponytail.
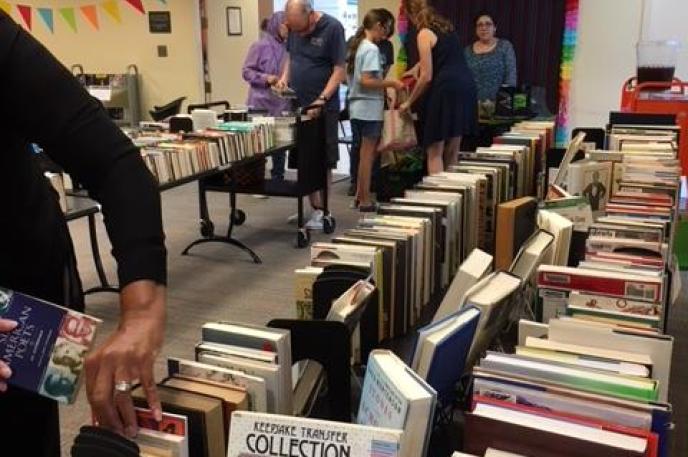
[347,26,367,75]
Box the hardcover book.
[0,287,101,404]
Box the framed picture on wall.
[227,7,242,36]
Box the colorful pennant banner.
[555,0,580,147]
[59,7,77,32]
[37,7,53,32]
[80,4,99,30]
[0,0,158,34]
[17,4,31,29]
[101,0,121,24]
[123,0,144,15]
[395,3,409,79]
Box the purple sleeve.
[242,42,269,88]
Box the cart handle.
[71,64,84,77]
[187,100,230,114]
[623,77,686,94]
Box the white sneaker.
[252,194,268,199]
[287,211,308,224]
[305,209,324,230]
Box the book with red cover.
[585,251,665,268]
[471,395,658,457]
[135,407,187,437]
[536,265,662,303]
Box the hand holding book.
[0,318,17,392]
[85,280,166,438]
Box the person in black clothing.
[401,0,478,174]
[0,11,167,456]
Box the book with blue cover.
[0,287,101,403]
[358,350,436,457]
[411,307,481,404]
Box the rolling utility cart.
[71,64,142,127]
[182,104,336,260]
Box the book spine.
[537,270,661,303]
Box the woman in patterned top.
[464,12,518,103]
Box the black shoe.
[359,203,378,213]
[347,183,356,196]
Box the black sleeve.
[0,13,167,287]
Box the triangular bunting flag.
[0,1,11,15]
[123,0,145,15]
[101,0,121,23]
[80,5,99,30]
[59,7,77,32]
[37,8,54,33]
[17,4,32,30]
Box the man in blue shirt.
[278,0,346,230]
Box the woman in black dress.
[400,0,477,174]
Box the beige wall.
[358,0,401,74]
[5,0,204,119]
[568,0,688,131]
[568,0,644,129]
[206,0,262,106]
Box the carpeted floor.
[59,177,360,455]
[58,178,687,456]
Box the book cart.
[606,109,684,332]
[620,77,688,175]
[181,103,336,261]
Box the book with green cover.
[480,352,659,402]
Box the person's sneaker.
[305,209,324,230]
[252,194,269,199]
[287,210,309,225]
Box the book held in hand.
[0,287,102,404]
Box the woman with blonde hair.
[400,0,477,174]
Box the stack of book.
[129,118,277,185]
[227,349,439,457]
[126,322,293,457]
[294,160,516,345]
[295,208,450,345]
[536,134,680,328]
[607,125,678,153]
[465,315,674,456]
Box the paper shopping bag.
[377,110,417,153]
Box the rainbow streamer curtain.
[0,0,168,32]
[395,3,409,78]
[555,0,580,147]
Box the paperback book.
[0,287,101,403]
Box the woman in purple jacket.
[242,12,289,180]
